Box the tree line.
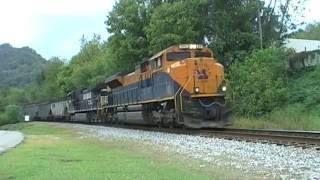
[46,0,306,93]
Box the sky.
[0,0,319,60]
[0,0,115,60]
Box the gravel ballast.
[56,123,320,179]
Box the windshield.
[167,52,191,61]
[195,51,212,58]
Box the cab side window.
[140,61,149,72]
[156,56,162,69]
[195,51,212,58]
[151,56,162,69]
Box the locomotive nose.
[191,58,224,95]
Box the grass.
[0,122,243,180]
[231,105,320,131]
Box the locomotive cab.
[100,44,231,128]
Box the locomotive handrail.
[179,76,193,112]
[198,99,225,108]
[174,76,192,114]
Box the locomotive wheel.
[169,122,174,129]
[157,121,163,128]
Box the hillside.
[0,43,46,88]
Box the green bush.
[0,105,21,126]
[227,46,289,116]
[288,66,320,113]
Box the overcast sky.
[0,0,319,60]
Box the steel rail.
[93,123,320,150]
[196,128,320,150]
[40,121,320,150]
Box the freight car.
[24,102,50,120]
[23,44,231,128]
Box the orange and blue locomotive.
[24,44,231,128]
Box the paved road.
[0,131,23,154]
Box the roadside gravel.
[56,123,320,179]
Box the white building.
[285,38,320,52]
[285,39,320,70]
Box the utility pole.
[258,9,263,49]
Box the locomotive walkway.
[0,131,23,154]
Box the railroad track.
[44,121,320,150]
[195,128,320,150]
[99,123,320,150]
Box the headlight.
[194,87,200,93]
[179,44,204,49]
[222,86,227,92]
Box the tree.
[293,22,320,40]
[104,0,305,67]
[204,0,262,63]
[275,0,306,37]
[4,105,21,123]
[37,57,65,100]
[227,46,289,115]
[105,0,150,71]
[5,88,27,105]
[57,35,112,93]
[146,0,206,54]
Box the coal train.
[23,44,231,128]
